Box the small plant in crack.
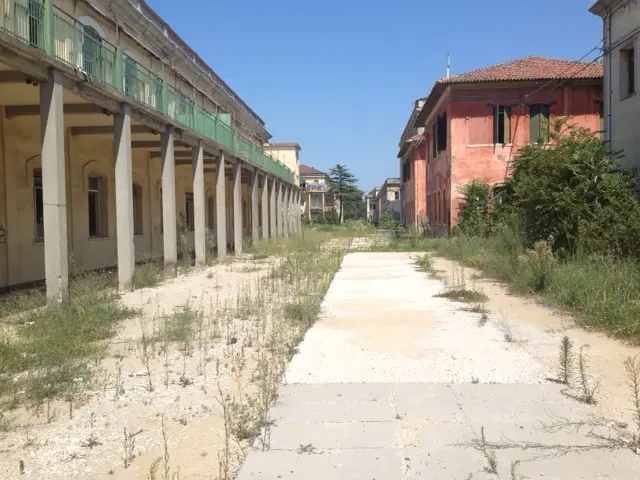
[558,335,574,385]
[296,443,319,454]
[497,317,515,343]
[479,427,498,474]
[477,312,489,327]
[471,376,480,384]
[578,345,598,405]
[123,426,142,468]
[510,460,524,480]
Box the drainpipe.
[605,10,613,149]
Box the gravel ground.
[285,252,550,384]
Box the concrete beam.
[216,154,227,259]
[6,103,108,118]
[192,141,206,267]
[161,127,177,276]
[276,181,284,237]
[0,70,31,84]
[132,140,188,149]
[114,104,135,292]
[40,69,68,303]
[232,162,243,254]
[70,125,156,136]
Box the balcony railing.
[0,1,294,183]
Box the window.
[437,113,447,152]
[394,191,400,201]
[34,169,43,241]
[124,56,138,99]
[493,105,511,144]
[26,0,42,47]
[88,174,108,238]
[133,184,143,235]
[529,104,550,144]
[185,193,194,231]
[621,45,636,97]
[431,123,437,158]
[82,26,102,78]
[207,197,215,230]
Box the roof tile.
[299,164,326,176]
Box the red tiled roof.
[299,164,325,176]
[415,56,603,127]
[441,56,603,84]
[397,134,425,158]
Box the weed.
[479,427,498,474]
[80,412,102,449]
[435,289,488,303]
[510,460,524,480]
[624,355,640,441]
[558,335,574,385]
[577,345,598,405]
[478,312,489,327]
[123,427,142,468]
[133,258,163,289]
[497,318,515,343]
[296,443,318,454]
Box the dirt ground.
[431,255,640,427]
[0,257,280,480]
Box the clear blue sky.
[150,0,602,192]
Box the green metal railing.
[0,1,294,183]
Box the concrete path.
[237,253,639,479]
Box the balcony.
[0,0,294,183]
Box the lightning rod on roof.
[446,53,451,78]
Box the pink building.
[414,56,604,235]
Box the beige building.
[377,178,402,223]
[591,0,640,172]
[0,0,301,300]
[299,164,335,220]
[263,143,301,186]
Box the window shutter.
[441,112,447,150]
[492,106,498,144]
[530,104,540,143]
[540,105,549,143]
[432,124,437,158]
[99,176,109,237]
[503,107,511,144]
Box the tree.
[328,164,358,223]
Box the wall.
[606,1,640,170]
[424,101,452,235]
[264,146,300,186]
[379,183,402,221]
[401,142,427,230]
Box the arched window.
[34,169,43,241]
[133,184,143,235]
[88,173,108,238]
[82,25,102,77]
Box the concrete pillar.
[161,126,177,275]
[215,154,227,259]
[232,162,242,254]
[294,190,300,233]
[269,176,277,239]
[261,174,269,240]
[251,170,259,243]
[40,69,68,303]
[276,181,284,237]
[114,104,135,292]
[283,185,290,237]
[192,141,206,267]
[298,190,302,232]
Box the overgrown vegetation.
[0,272,137,411]
[401,124,640,342]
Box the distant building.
[263,143,302,186]
[398,98,427,231]
[299,164,335,219]
[590,0,640,175]
[377,178,402,223]
[365,187,381,223]
[414,56,603,235]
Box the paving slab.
[237,253,640,479]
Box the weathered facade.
[398,98,427,231]
[377,178,401,223]
[414,56,603,235]
[263,143,301,186]
[591,0,640,173]
[0,0,301,299]
[365,187,380,223]
[299,164,334,220]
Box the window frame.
[185,192,195,231]
[621,44,636,99]
[34,168,44,242]
[88,173,107,238]
[493,105,511,145]
[132,183,143,236]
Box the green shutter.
[441,112,447,150]
[530,104,540,143]
[503,107,511,144]
[540,105,549,143]
[493,106,498,144]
